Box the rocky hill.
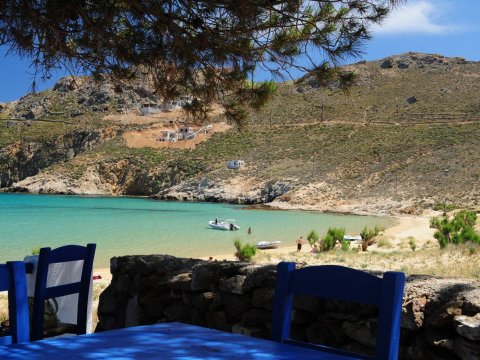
[5,70,159,121]
[1,52,480,215]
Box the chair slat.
[375,272,405,359]
[0,265,11,291]
[0,261,30,344]
[41,245,92,263]
[290,265,382,304]
[44,282,82,298]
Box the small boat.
[208,219,240,231]
[257,241,282,249]
[343,235,362,242]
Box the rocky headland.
[1,52,480,216]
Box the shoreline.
[1,191,435,218]
[197,213,435,262]
[5,192,436,284]
[19,191,436,281]
[93,213,436,279]
[243,203,393,217]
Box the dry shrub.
[377,237,394,249]
[0,293,7,323]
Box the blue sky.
[0,0,479,102]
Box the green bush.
[459,227,480,243]
[307,230,319,248]
[408,237,416,251]
[360,226,381,251]
[233,238,257,262]
[431,210,480,249]
[433,203,456,212]
[340,239,350,251]
[321,227,345,252]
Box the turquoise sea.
[0,194,395,268]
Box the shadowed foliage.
[0,0,400,122]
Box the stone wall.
[97,255,480,360]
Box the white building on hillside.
[227,160,245,170]
[159,130,179,142]
[140,96,194,114]
[163,96,194,111]
[140,103,162,116]
[178,126,196,140]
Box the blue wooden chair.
[272,262,405,360]
[31,244,96,341]
[0,261,30,345]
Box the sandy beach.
[197,214,436,262]
[92,213,436,284]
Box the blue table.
[0,322,357,359]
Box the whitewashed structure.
[227,160,245,169]
[158,122,213,143]
[200,124,213,133]
[162,96,194,111]
[159,130,178,142]
[140,96,194,115]
[140,103,162,116]
[178,126,196,140]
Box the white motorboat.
[208,219,240,231]
[257,241,282,249]
[343,235,362,242]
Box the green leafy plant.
[233,238,257,262]
[321,227,345,252]
[431,210,480,249]
[360,226,381,251]
[408,237,417,252]
[340,239,350,251]
[307,230,319,248]
[433,203,456,213]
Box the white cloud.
[374,1,462,35]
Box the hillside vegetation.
[1,53,479,214]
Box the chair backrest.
[0,261,30,345]
[272,262,405,360]
[31,244,96,341]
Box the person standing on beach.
[296,237,304,252]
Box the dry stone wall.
[97,255,480,360]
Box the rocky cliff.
[5,71,158,121]
[154,177,291,204]
[5,155,210,197]
[0,127,118,188]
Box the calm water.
[0,194,395,268]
